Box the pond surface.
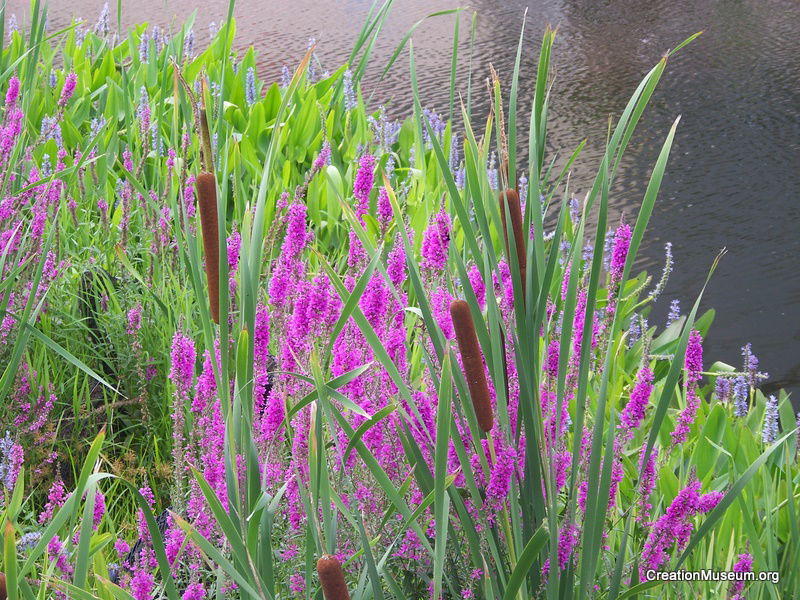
[13,0,800,403]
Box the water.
[11,0,800,402]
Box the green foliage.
[0,2,796,599]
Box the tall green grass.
[0,1,796,599]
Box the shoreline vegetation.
[0,1,797,599]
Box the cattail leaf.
[185,468,252,579]
[500,524,548,600]
[4,521,18,600]
[73,480,97,589]
[448,13,459,123]
[343,404,398,462]
[506,11,526,189]
[314,248,414,409]
[433,350,453,598]
[607,513,633,600]
[284,364,373,423]
[355,513,384,600]
[325,403,435,557]
[321,241,384,367]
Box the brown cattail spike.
[499,188,527,304]
[450,299,494,433]
[0,571,6,600]
[196,172,221,324]
[317,554,351,600]
[499,188,526,272]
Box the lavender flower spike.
[648,242,673,302]
[245,66,257,106]
[733,375,749,417]
[762,395,779,444]
[666,299,681,326]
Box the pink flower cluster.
[641,478,723,575]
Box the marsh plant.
[0,1,797,599]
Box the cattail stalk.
[196,172,220,323]
[450,299,494,433]
[317,554,350,600]
[499,188,527,303]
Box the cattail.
[0,572,6,600]
[317,554,350,600]
[499,188,527,302]
[196,172,220,323]
[450,299,493,433]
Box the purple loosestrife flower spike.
[421,210,451,271]
[638,445,658,522]
[728,552,753,599]
[313,141,331,171]
[762,395,779,444]
[5,76,20,109]
[377,186,392,227]
[169,331,196,397]
[671,330,703,445]
[59,73,77,107]
[641,478,722,576]
[610,222,632,285]
[353,154,375,220]
[467,264,486,310]
[620,367,654,439]
[387,237,407,288]
[130,568,155,600]
[126,304,142,335]
[182,583,206,600]
[684,329,703,383]
[38,478,67,523]
[542,522,580,576]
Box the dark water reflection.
[13,0,800,402]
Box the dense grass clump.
[0,2,797,599]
